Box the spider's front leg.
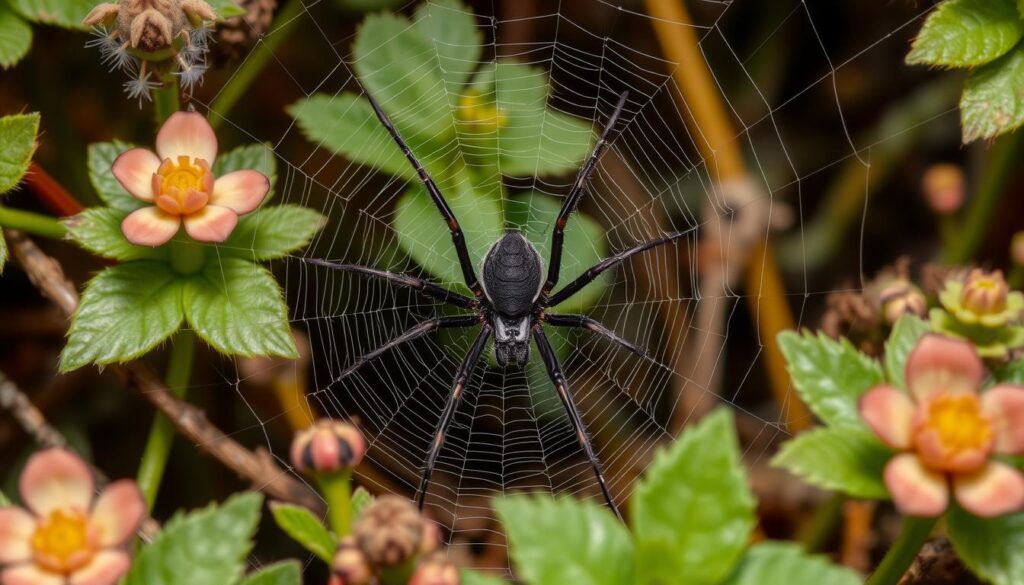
[542,313,647,358]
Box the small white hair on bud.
[190,24,215,50]
[175,56,208,93]
[123,71,159,105]
[86,27,135,73]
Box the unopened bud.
[879,281,927,324]
[1012,232,1024,267]
[329,537,372,585]
[290,419,366,475]
[409,558,460,585]
[921,163,964,215]
[354,495,423,567]
[961,269,1009,316]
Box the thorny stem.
[865,516,938,585]
[318,471,353,537]
[0,206,67,240]
[209,0,306,128]
[136,330,196,510]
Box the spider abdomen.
[482,233,543,317]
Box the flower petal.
[20,449,94,518]
[905,334,983,401]
[111,148,160,201]
[183,205,237,243]
[981,385,1024,455]
[914,425,990,473]
[90,481,145,547]
[211,170,270,214]
[883,453,949,517]
[953,461,1024,518]
[156,111,217,163]
[1,565,65,585]
[859,385,914,449]
[121,207,181,247]
[0,508,35,563]
[68,550,131,585]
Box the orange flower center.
[152,155,214,216]
[960,274,1007,315]
[31,509,96,574]
[914,393,993,472]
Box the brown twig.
[4,228,325,514]
[23,164,85,217]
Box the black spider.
[306,91,687,520]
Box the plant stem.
[865,516,938,585]
[318,471,353,537]
[136,330,196,510]
[0,206,67,239]
[153,79,180,126]
[209,0,306,128]
[168,238,207,274]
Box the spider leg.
[533,326,622,520]
[543,91,629,296]
[541,314,647,359]
[416,325,492,509]
[363,92,484,299]
[545,229,693,308]
[334,315,481,383]
[301,257,477,310]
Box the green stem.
[0,206,67,239]
[318,471,353,537]
[1009,265,1024,290]
[168,238,207,274]
[945,131,1024,265]
[209,0,306,128]
[153,79,180,126]
[797,493,844,552]
[136,330,196,510]
[865,516,938,585]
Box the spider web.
[194,0,952,572]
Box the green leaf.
[460,569,510,585]
[631,408,755,585]
[206,0,246,18]
[183,258,297,358]
[0,234,6,273]
[8,0,93,28]
[723,542,861,585]
[237,562,302,585]
[0,5,31,68]
[0,489,10,506]
[907,0,1023,68]
[771,427,891,499]
[88,141,146,212]
[0,112,39,193]
[948,506,1024,585]
[414,0,481,89]
[961,45,1024,142]
[270,503,336,563]
[495,495,633,585]
[883,315,929,390]
[124,492,262,585]
[777,330,884,428]
[213,143,277,202]
[63,207,167,261]
[60,261,185,372]
[394,173,504,291]
[353,12,453,141]
[995,355,1024,384]
[219,205,325,261]
[351,486,373,520]
[506,192,608,312]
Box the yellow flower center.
[457,91,509,129]
[152,155,214,216]
[960,272,1008,315]
[31,509,96,574]
[915,393,993,472]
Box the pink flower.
[860,334,1024,517]
[112,112,270,246]
[0,449,145,585]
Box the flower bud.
[960,269,1009,316]
[878,281,927,325]
[409,558,460,585]
[290,419,366,475]
[329,537,372,585]
[354,495,424,567]
[921,163,964,215]
[1012,232,1024,267]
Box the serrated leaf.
[183,257,297,358]
[237,562,301,585]
[124,492,262,585]
[777,330,884,428]
[88,141,146,212]
[995,355,1024,384]
[0,234,6,273]
[0,5,31,68]
[0,112,39,193]
[495,495,633,585]
[907,0,1023,68]
[460,569,510,585]
[353,12,453,141]
[632,408,755,585]
[8,0,92,28]
[884,315,929,390]
[723,542,861,585]
[206,0,246,18]
[772,427,891,499]
[60,261,185,372]
[961,45,1024,142]
[351,486,373,520]
[63,208,167,261]
[414,0,481,89]
[213,143,278,202]
[270,503,336,563]
[948,506,1024,585]
[219,205,325,260]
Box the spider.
[306,90,687,520]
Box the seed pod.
[353,495,424,567]
[409,557,460,585]
[329,537,372,585]
[290,419,366,475]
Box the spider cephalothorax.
[306,90,688,520]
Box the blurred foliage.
[0,112,39,270]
